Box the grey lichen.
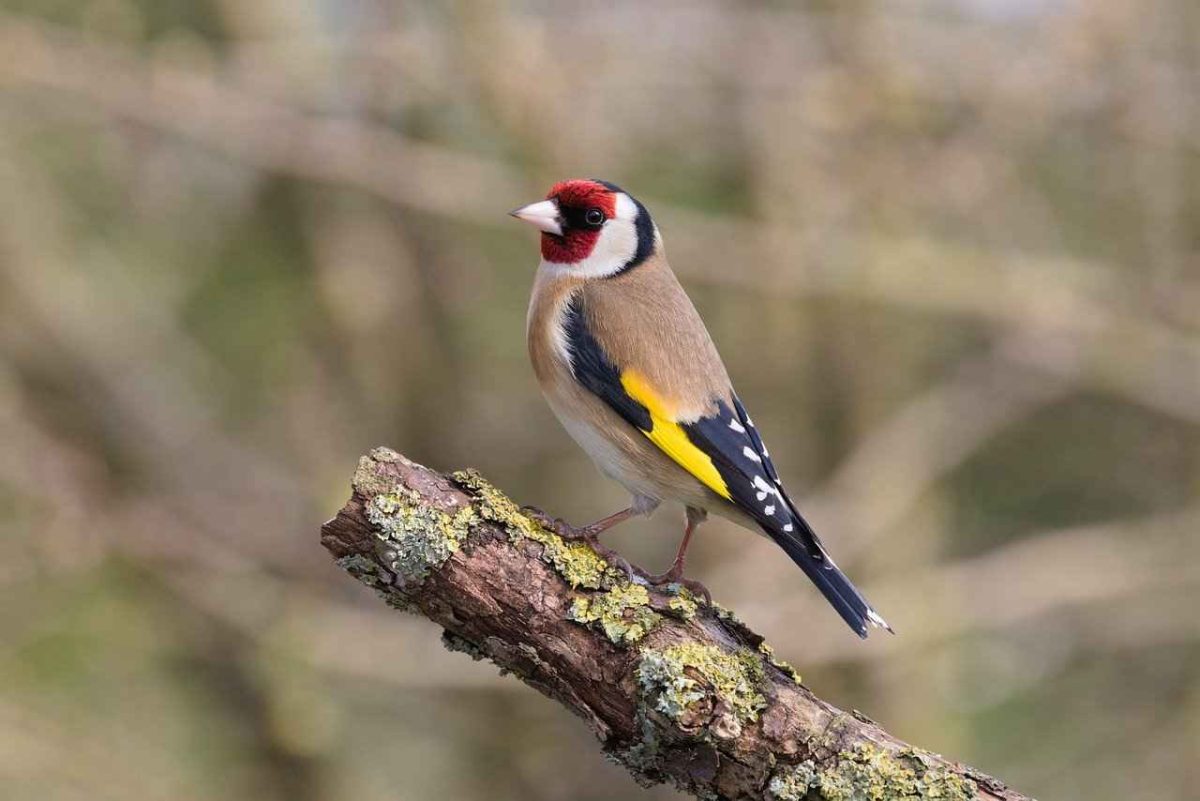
[336,553,417,611]
[441,630,488,662]
[452,469,616,589]
[814,744,978,801]
[637,642,767,740]
[364,486,477,584]
[609,715,663,787]
[568,583,661,645]
[767,760,818,800]
[335,554,388,588]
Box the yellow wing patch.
[620,370,732,501]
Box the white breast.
[545,393,639,486]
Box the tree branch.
[321,448,1029,801]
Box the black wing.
[561,294,889,637]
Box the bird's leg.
[646,516,697,583]
[520,505,637,579]
[646,508,711,604]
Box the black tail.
[771,521,892,639]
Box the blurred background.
[1,1,1197,799]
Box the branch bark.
[321,448,1030,801]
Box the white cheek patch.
[613,191,638,221]
[539,192,642,280]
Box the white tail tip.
[866,608,895,634]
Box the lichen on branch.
[320,448,1029,801]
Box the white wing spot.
[728,418,746,433]
[742,446,761,463]
[753,475,772,501]
[745,417,755,428]
[764,504,776,515]
[782,523,794,532]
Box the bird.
[510,179,891,638]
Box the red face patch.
[540,180,617,264]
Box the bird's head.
[510,179,657,278]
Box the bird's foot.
[520,506,634,583]
[645,565,712,606]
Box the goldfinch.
[511,179,891,638]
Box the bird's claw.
[645,566,712,606]
[678,578,712,606]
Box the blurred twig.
[2,14,1197,430]
[801,338,1072,562]
[739,506,1200,666]
[0,112,318,579]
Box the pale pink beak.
[509,199,562,236]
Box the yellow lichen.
[665,590,699,620]
[711,601,747,627]
[815,744,977,801]
[568,583,660,644]
[637,642,767,739]
[451,469,615,589]
[759,642,803,685]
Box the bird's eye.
[584,208,606,226]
